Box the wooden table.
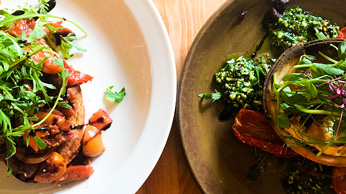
[136,0,226,193]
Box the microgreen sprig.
[32,58,69,128]
[274,40,346,151]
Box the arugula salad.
[0,0,125,185]
[199,0,346,193]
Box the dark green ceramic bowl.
[177,0,346,193]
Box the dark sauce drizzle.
[251,33,268,58]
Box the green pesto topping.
[213,54,274,111]
[283,157,333,194]
[267,7,340,51]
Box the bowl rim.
[263,38,346,167]
[177,1,233,193]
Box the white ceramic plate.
[0,0,176,194]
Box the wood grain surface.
[136,0,226,193]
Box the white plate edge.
[100,0,177,193]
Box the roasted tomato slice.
[63,61,93,86]
[338,27,346,39]
[53,165,94,185]
[51,21,74,36]
[67,70,93,86]
[22,47,62,74]
[7,19,36,37]
[232,109,297,158]
[333,167,346,194]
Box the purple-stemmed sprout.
[336,110,344,140]
[321,79,346,140]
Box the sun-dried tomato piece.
[332,167,346,194]
[232,109,297,158]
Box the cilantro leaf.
[198,90,222,102]
[105,86,126,103]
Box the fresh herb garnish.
[265,7,340,51]
[198,90,221,102]
[199,54,274,112]
[0,4,87,59]
[32,58,69,128]
[274,40,346,152]
[105,86,126,103]
[0,1,86,173]
[283,157,333,194]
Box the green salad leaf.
[105,86,126,103]
[274,40,346,148]
[0,0,88,173]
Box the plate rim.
[177,0,346,194]
[109,0,177,193]
[0,0,177,193]
[177,1,231,193]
